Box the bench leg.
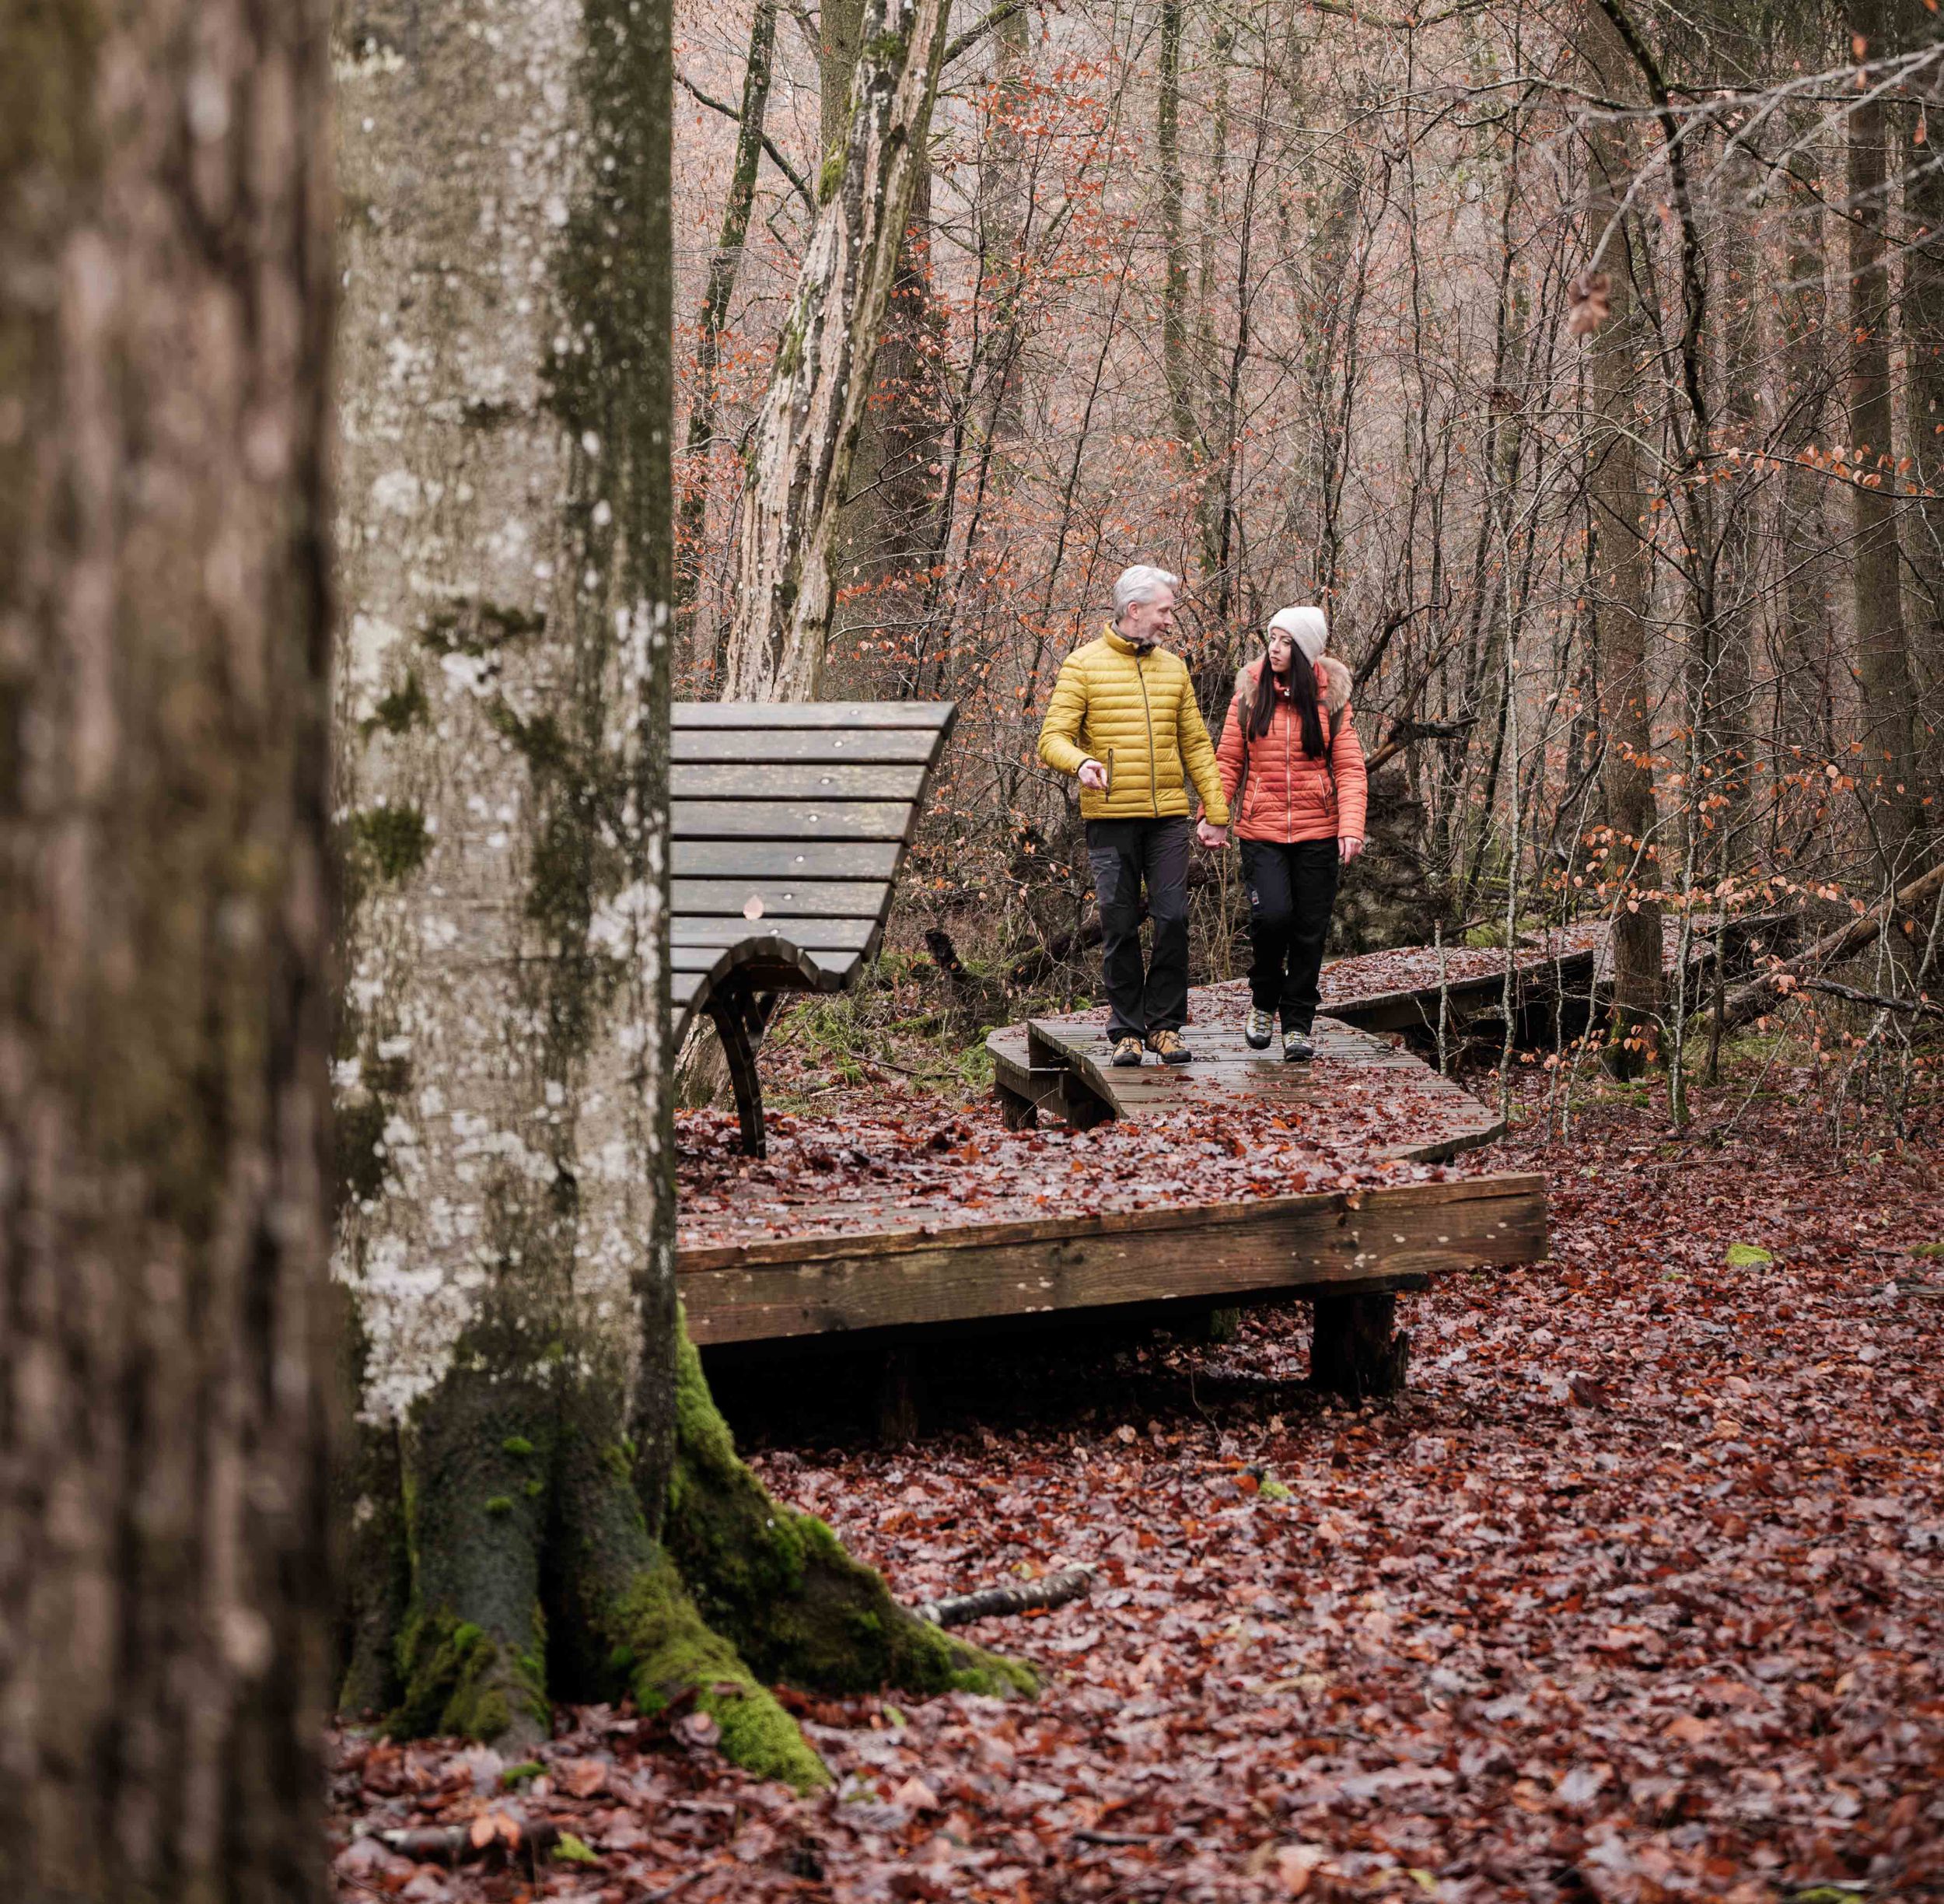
[1310,1292,1410,1400]
[708,991,768,1159]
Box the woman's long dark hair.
[1246,646,1327,758]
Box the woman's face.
[1267,631,1295,675]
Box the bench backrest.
[670,700,958,1039]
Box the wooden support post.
[995,1083,1038,1130]
[876,1345,924,1442]
[1061,1076,1114,1129]
[1310,1292,1410,1400]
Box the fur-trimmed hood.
[1233,652,1351,716]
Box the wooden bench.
[672,699,958,1156]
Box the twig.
[912,1563,1096,1627]
[675,72,814,211]
[1073,1829,1158,1846]
[1795,977,1944,1022]
[944,0,1026,66]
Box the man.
[1038,565,1231,1066]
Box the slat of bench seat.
[671,839,903,880]
[672,918,878,953]
[673,728,942,766]
[670,762,927,801]
[671,800,914,843]
[672,878,891,919]
[671,702,954,730]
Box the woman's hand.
[1339,835,1365,862]
[1196,818,1231,850]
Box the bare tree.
[722,0,956,698]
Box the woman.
[1215,606,1368,1060]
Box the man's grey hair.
[1112,565,1180,621]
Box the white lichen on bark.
[332,0,669,1424]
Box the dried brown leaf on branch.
[1566,268,1612,336]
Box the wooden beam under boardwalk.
[677,1172,1545,1347]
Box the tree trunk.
[1579,0,1663,1072]
[722,0,954,700]
[684,0,782,668]
[0,0,337,1895]
[1848,0,1923,863]
[1905,72,1944,803]
[333,0,1022,1787]
[1158,0,1208,541]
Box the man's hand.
[1339,835,1365,862]
[1197,818,1230,850]
[1077,758,1109,792]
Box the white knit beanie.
[1267,606,1328,665]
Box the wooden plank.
[672,702,956,730]
[670,839,903,880]
[1017,1008,1505,1164]
[677,1175,1546,1345]
[672,918,878,954]
[681,1170,1547,1270]
[671,762,928,802]
[671,800,914,843]
[671,878,892,920]
[673,728,944,766]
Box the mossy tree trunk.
[333,0,1026,1788]
[0,0,338,1893]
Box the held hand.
[1197,818,1231,850]
[1339,835,1365,863]
[1077,758,1110,792]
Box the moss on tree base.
[667,1328,1037,1703]
[344,1317,1030,1790]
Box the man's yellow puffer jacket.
[1038,628,1231,825]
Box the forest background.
[672,0,1944,1087]
[7,0,1944,1895]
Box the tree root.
[666,1327,1037,1700]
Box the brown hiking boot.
[1110,1035,1145,1067]
[1148,1028,1192,1065]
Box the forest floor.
[330,1038,1944,1904]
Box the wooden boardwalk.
[989,989,1505,1158]
[675,985,1544,1402]
[1315,941,1596,1041]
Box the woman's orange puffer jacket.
[1215,656,1369,844]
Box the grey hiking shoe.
[1148,1028,1192,1065]
[1282,1028,1316,1062]
[1110,1034,1145,1067]
[1244,1007,1274,1050]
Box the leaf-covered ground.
[330,1066,1944,1904]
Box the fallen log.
[912,1563,1096,1628]
[1713,861,1944,1035]
[371,1815,562,1864]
